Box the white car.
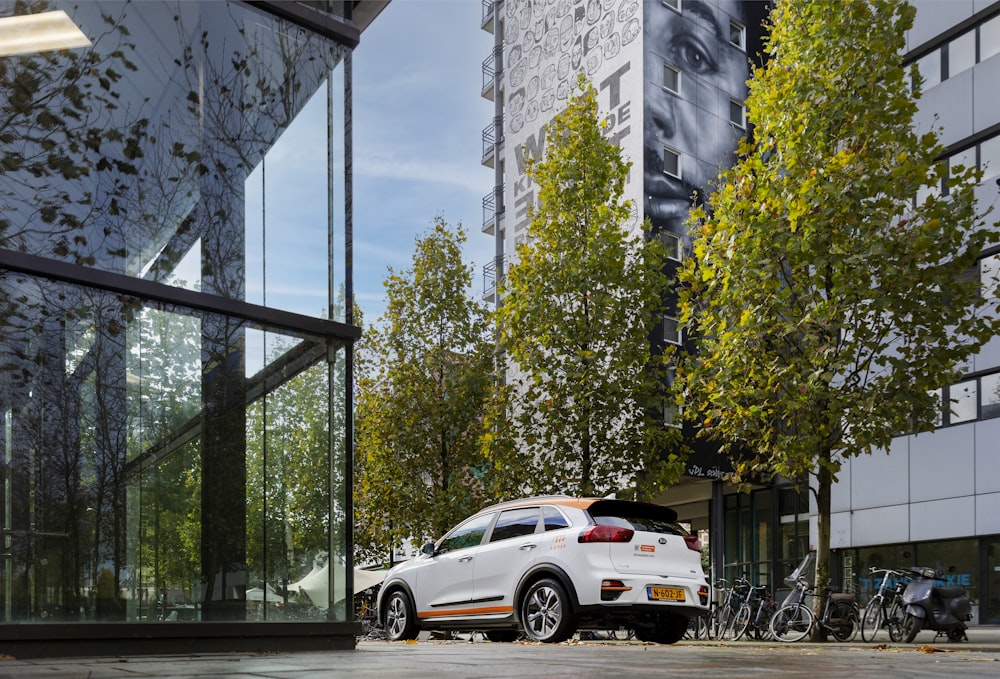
[375,495,708,644]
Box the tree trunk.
[810,448,833,642]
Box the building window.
[729,20,746,50]
[663,62,680,92]
[981,253,1000,300]
[662,0,681,11]
[982,13,1000,62]
[930,388,944,428]
[730,99,746,128]
[946,147,976,193]
[947,29,976,78]
[663,315,682,345]
[982,373,1000,419]
[663,147,680,178]
[661,231,683,261]
[980,135,1000,181]
[914,49,941,90]
[949,380,978,424]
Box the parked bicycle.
[769,576,860,643]
[860,567,908,643]
[733,582,776,641]
[711,578,750,641]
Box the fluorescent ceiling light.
[0,10,91,57]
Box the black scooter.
[900,566,972,643]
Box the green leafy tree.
[489,76,677,499]
[355,219,493,563]
[675,0,998,638]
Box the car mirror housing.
[421,542,436,556]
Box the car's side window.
[437,513,493,554]
[489,507,540,542]
[542,506,570,531]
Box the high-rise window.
[663,147,681,178]
[663,62,680,92]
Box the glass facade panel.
[0,0,346,320]
[0,0,356,629]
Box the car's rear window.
[588,499,687,536]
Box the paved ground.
[2,628,1000,679]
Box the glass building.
[0,0,385,657]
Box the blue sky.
[353,0,496,323]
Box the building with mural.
[478,0,1000,625]
[0,0,387,657]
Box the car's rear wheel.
[633,614,688,645]
[384,590,418,641]
[520,578,575,643]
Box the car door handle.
[458,556,473,562]
[519,544,537,551]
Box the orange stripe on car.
[418,605,513,619]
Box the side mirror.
[420,542,436,556]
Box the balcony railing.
[481,115,504,161]
[483,254,504,300]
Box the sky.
[352,0,497,323]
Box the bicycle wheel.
[830,602,859,642]
[754,602,775,641]
[885,599,904,642]
[770,603,813,643]
[705,607,718,640]
[861,600,885,643]
[714,607,732,640]
[732,603,751,641]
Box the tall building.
[0,0,387,658]
[479,0,1000,625]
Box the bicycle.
[733,583,776,641]
[769,577,860,643]
[712,578,750,641]
[860,567,908,643]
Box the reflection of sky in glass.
[243,84,329,319]
[950,380,977,424]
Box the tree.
[354,219,494,563]
[675,0,998,638]
[489,76,677,499]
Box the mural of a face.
[643,0,752,233]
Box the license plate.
[647,586,685,602]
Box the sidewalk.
[1,626,998,679]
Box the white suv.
[375,495,708,644]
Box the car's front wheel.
[520,578,576,643]
[383,590,418,641]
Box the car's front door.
[413,512,494,622]
[472,506,544,616]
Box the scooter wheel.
[901,613,921,643]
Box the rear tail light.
[578,525,634,543]
[683,535,702,552]
[698,585,709,605]
[600,579,632,601]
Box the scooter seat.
[933,586,965,599]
